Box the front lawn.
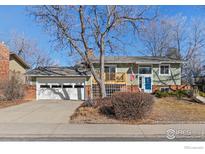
[0,100,29,109]
[70,97,205,124]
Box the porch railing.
[92,72,127,84]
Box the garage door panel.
[37,78,85,100]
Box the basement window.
[63,85,73,88]
[160,87,170,92]
[51,85,61,88]
[40,85,50,88]
[74,85,84,88]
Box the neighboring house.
[27,55,188,100]
[193,76,205,92]
[192,67,205,92]
[0,42,30,84]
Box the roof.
[26,66,90,77]
[10,53,30,69]
[90,56,186,64]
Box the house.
[0,42,30,84]
[193,75,205,92]
[192,66,205,92]
[26,55,189,100]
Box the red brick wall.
[0,43,9,83]
[125,85,140,93]
[152,85,191,93]
[24,85,36,100]
[85,85,91,99]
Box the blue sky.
[0,6,205,66]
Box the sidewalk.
[0,123,205,141]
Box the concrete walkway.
[0,100,205,141]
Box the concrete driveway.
[0,100,82,124]
[0,100,205,141]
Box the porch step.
[193,96,205,104]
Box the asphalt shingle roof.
[26,66,89,76]
[90,56,185,63]
[27,56,186,76]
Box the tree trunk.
[99,80,106,98]
[88,58,106,98]
[99,49,106,98]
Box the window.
[63,85,73,88]
[74,85,84,88]
[52,85,61,88]
[139,66,152,74]
[105,65,116,80]
[160,87,170,92]
[40,85,50,88]
[160,65,170,75]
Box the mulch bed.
[0,100,29,109]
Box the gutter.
[26,74,91,77]
[135,61,187,64]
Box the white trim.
[137,65,153,93]
[27,75,90,77]
[138,65,152,75]
[135,61,186,64]
[159,64,171,76]
[104,64,117,73]
[83,80,86,100]
[36,79,39,100]
[36,77,85,100]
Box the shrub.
[2,75,24,101]
[155,90,191,98]
[94,97,112,107]
[82,97,115,116]
[83,97,94,107]
[112,92,154,120]
[94,97,115,117]
[155,91,169,98]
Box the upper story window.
[160,64,170,75]
[139,66,152,74]
[105,65,116,80]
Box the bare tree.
[140,15,205,86]
[139,17,174,56]
[174,18,205,84]
[29,5,156,98]
[9,32,56,68]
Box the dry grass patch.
[150,97,205,123]
[70,97,205,124]
[70,106,120,124]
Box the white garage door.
[37,78,85,100]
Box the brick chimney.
[0,42,10,82]
[87,48,95,58]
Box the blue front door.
[144,77,152,93]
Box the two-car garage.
[36,78,85,100]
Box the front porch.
[92,72,127,84]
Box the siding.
[9,59,26,74]
[9,59,27,83]
[89,63,182,86]
[88,63,138,85]
[153,63,181,85]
